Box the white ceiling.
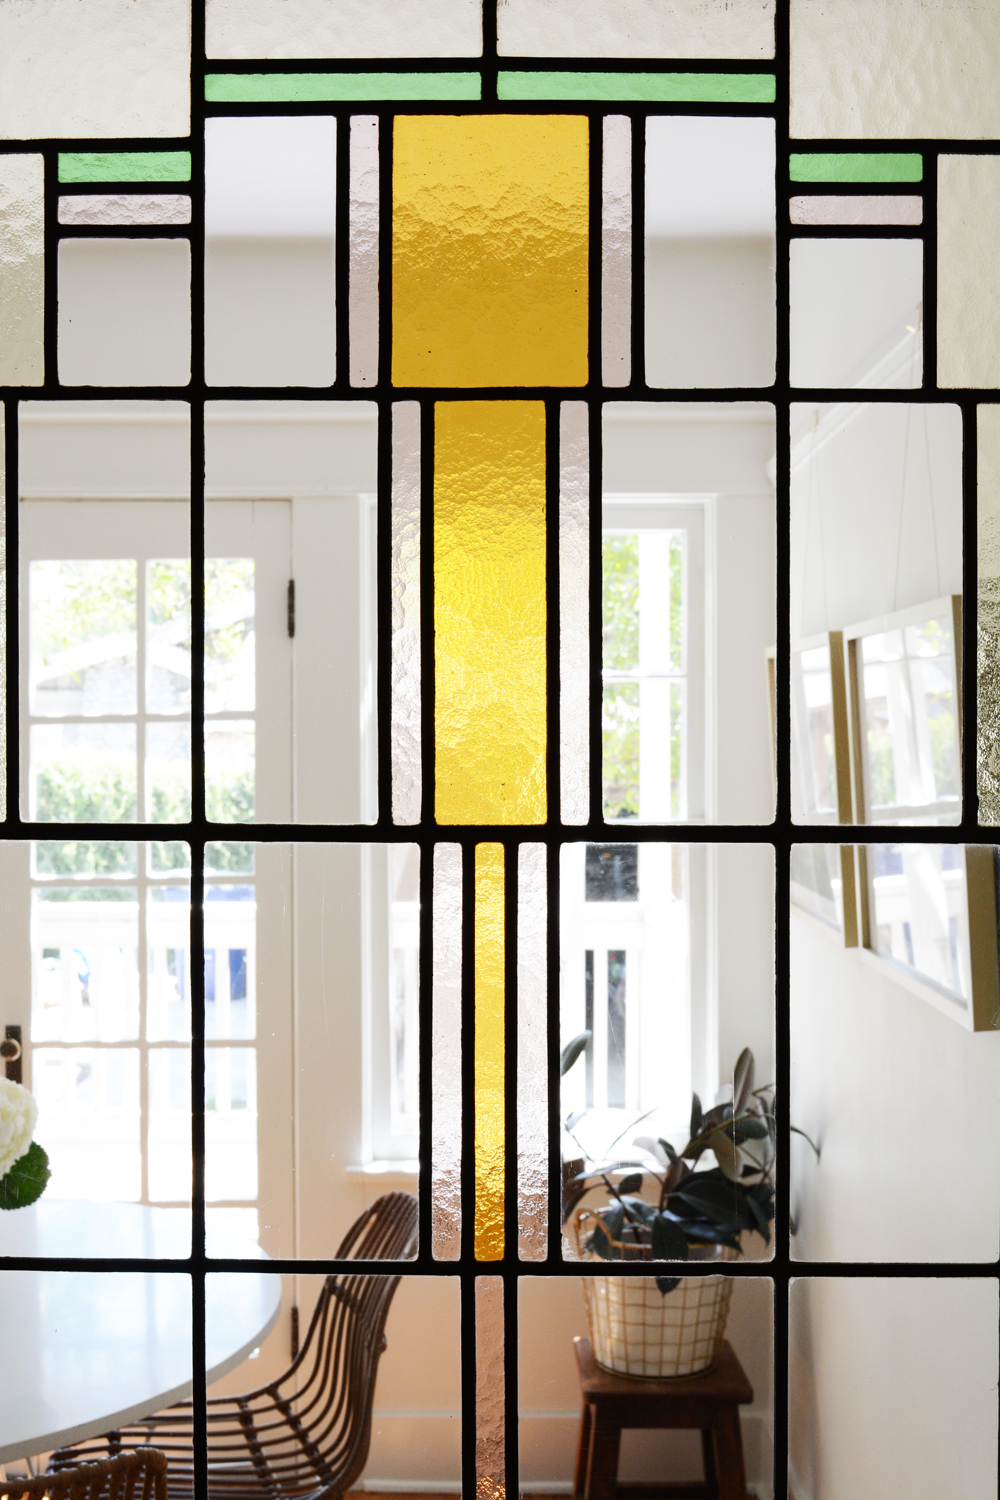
[645,116,775,238]
[205,116,336,237]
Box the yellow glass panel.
[392,114,589,387]
[475,842,505,1262]
[435,401,547,824]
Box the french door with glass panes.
[14,497,293,1245]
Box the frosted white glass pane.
[350,116,379,390]
[789,195,922,227]
[790,0,1000,139]
[205,118,335,388]
[58,195,192,227]
[475,1277,504,1500]
[645,118,775,389]
[392,402,422,826]
[58,240,192,387]
[32,1047,140,1201]
[0,0,190,139]
[206,720,255,824]
[559,403,589,825]
[30,722,137,823]
[602,116,631,389]
[205,1047,258,1201]
[790,239,923,390]
[498,0,775,57]
[149,1046,192,1201]
[432,842,462,1260]
[0,155,44,385]
[206,0,482,57]
[517,844,547,1262]
[938,155,1000,390]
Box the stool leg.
[573,1403,593,1498]
[711,1406,748,1500]
[585,1414,621,1500]
[700,1428,719,1499]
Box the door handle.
[2,1024,22,1083]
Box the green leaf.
[673,1177,756,1231]
[733,1047,755,1114]
[690,1092,704,1139]
[617,1172,643,1195]
[683,1223,742,1251]
[585,1227,618,1261]
[619,1195,656,1225]
[560,1031,592,1077]
[707,1127,741,1181]
[658,1137,680,1165]
[0,1143,50,1211]
[731,1115,769,1142]
[599,1203,625,1241]
[651,1213,689,1262]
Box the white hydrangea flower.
[0,1078,38,1179]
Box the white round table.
[0,1202,283,1464]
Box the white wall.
[645,239,776,390]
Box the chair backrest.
[0,1451,167,1500]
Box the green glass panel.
[498,71,775,103]
[789,152,923,184]
[58,152,192,184]
[205,72,481,103]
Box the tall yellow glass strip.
[475,842,505,1262]
[435,401,547,824]
[393,115,589,387]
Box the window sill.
[345,1159,419,1187]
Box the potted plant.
[563,1047,775,1379]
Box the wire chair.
[3,1450,167,1500]
[50,1193,418,1500]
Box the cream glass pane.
[498,0,775,57]
[645,118,775,389]
[32,1047,141,1201]
[0,0,190,139]
[32,887,139,1043]
[206,0,482,57]
[349,116,379,390]
[790,195,923,227]
[58,240,192,387]
[391,402,421,826]
[601,117,631,389]
[148,1046,192,1202]
[790,240,923,389]
[58,194,192,227]
[517,843,547,1263]
[0,155,44,386]
[432,842,462,1260]
[205,117,336,388]
[790,0,1000,139]
[559,402,589,826]
[978,406,1000,825]
[147,886,191,1043]
[938,155,1000,390]
[30,722,137,823]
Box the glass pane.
[939,155,1000,389]
[601,115,631,388]
[58,240,192,387]
[32,887,139,1042]
[979,405,1000,825]
[205,0,483,58]
[475,843,505,1261]
[146,558,191,713]
[517,843,547,1262]
[205,558,255,712]
[349,115,379,389]
[148,720,192,823]
[868,844,969,1000]
[391,401,422,825]
[30,560,137,718]
[30,722,137,823]
[32,1047,140,1201]
[433,842,462,1260]
[559,401,590,826]
[791,644,838,822]
[789,843,847,929]
[0,154,44,385]
[205,884,256,1041]
[147,885,191,1043]
[389,845,419,1136]
[206,720,255,823]
[790,239,922,389]
[205,1047,258,1202]
[498,0,775,56]
[148,1046,191,1202]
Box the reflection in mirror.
[789,843,857,944]
[791,844,1000,1266]
[645,117,775,389]
[791,401,962,826]
[603,404,775,824]
[789,1278,998,1499]
[789,238,923,388]
[518,1276,773,1495]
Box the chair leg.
[584,1414,621,1500]
[700,1427,719,1499]
[573,1403,593,1498]
[710,1405,748,1500]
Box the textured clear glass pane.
[938,155,1000,390]
[867,844,970,997]
[601,116,631,388]
[435,403,547,824]
[34,839,137,877]
[790,239,923,389]
[517,843,547,1262]
[205,559,254,713]
[791,645,838,822]
[206,720,255,823]
[147,559,191,714]
[205,884,256,1041]
[790,0,1000,139]
[206,0,482,58]
[32,887,139,1042]
[498,0,775,57]
[147,885,191,1043]
[475,844,505,1263]
[432,842,462,1260]
[0,0,189,139]
[32,1047,140,1200]
[206,1047,258,1201]
[645,118,775,389]
[0,155,43,385]
[205,117,336,387]
[790,195,923,227]
[58,194,192,226]
[30,560,137,718]
[559,402,589,826]
[790,843,848,928]
[978,407,1000,825]
[390,845,420,1135]
[476,1276,504,1500]
[148,721,191,823]
[393,117,588,388]
[57,240,191,387]
[391,401,421,825]
[149,1045,191,1202]
[31,722,137,823]
[349,115,379,389]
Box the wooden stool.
[572,1336,753,1500]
